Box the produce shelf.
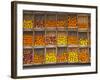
[23,11,91,68]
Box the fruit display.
[68,48,78,63]
[34,33,45,46]
[23,13,34,29]
[23,49,33,64]
[46,32,56,45]
[79,48,90,63]
[33,53,44,64]
[45,48,56,63]
[67,15,77,28]
[23,11,91,66]
[45,52,56,63]
[79,39,88,46]
[33,49,44,64]
[35,15,45,29]
[46,14,56,28]
[23,20,33,29]
[57,47,68,63]
[68,32,78,45]
[23,33,33,46]
[57,53,68,63]
[57,14,67,28]
[57,32,67,45]
[79,32,88,46]
[78,15,89,29]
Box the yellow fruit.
[57,35,67,45]
[68,51,78,63]
[79,39,88,46]
[24,20,33,29]
[45,53,56,63]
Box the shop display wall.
[23,11,91,68]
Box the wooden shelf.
[57,27,67,31]
[34,46,45,48]
[46,27,57,31]
[57,45,67,47]
[46,45,56,48]
[23,28,33,31]
[34,28,45,31]
[78,29,88,32]
[67,27,78,31]
[67,45,78,47]
[79,45,90,48]
[23,64,33,66]
[24,46,33,49]
[78,28,88,31]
